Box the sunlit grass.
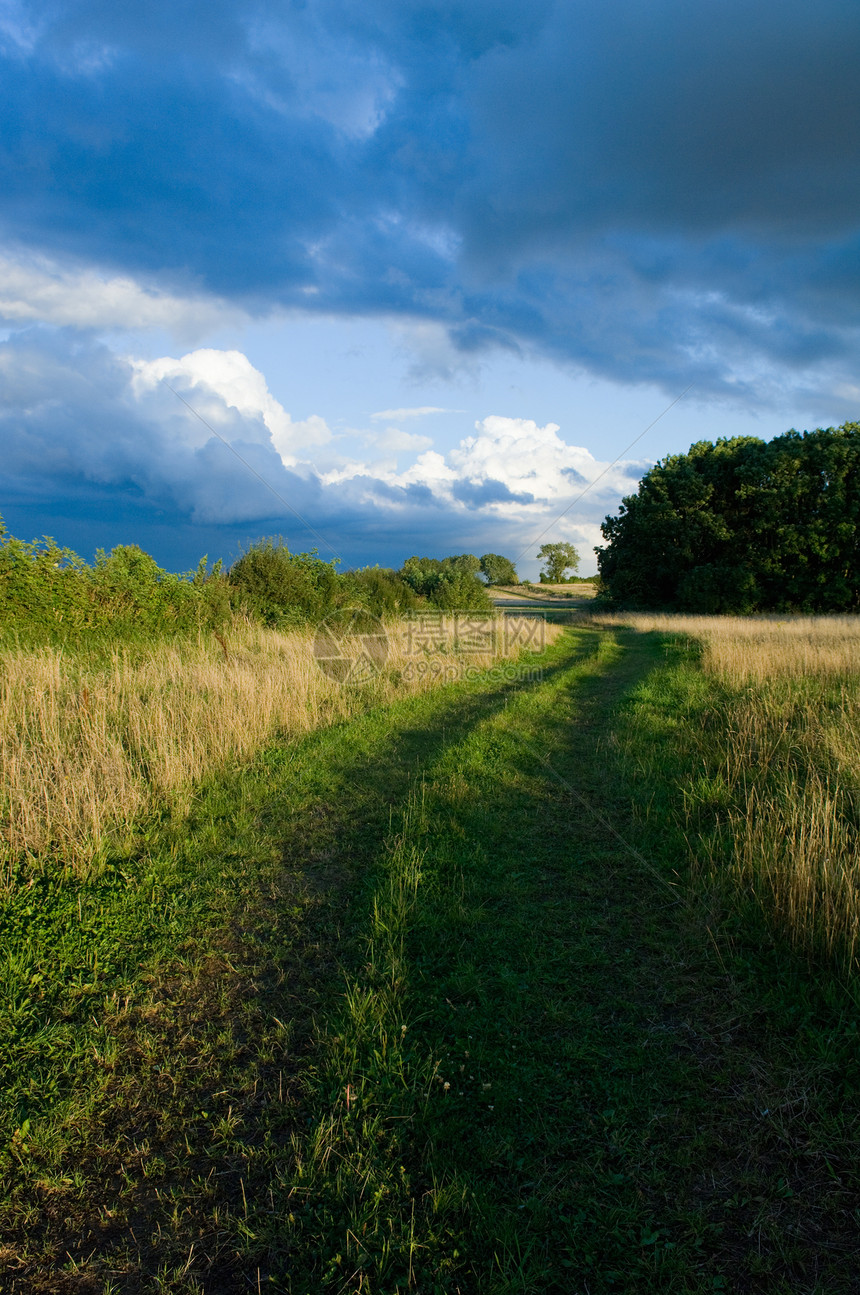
[5,625,860,1291]
[596,610,860,681]
[0,615,559,885]
[599,611,860,976]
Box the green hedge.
[0,519,230,646]
[0,524,492,647]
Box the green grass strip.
[4,627,860,1293]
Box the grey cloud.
[452,477,535,508]
[1,1,859,402]
[0,329,621,571]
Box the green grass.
[3,626,860,1292]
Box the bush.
[228,539,345,626]
[345,566,419,617]
[0,519,229,645]
[399,555,492,610]
[0,518,497,647]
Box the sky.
[1,1,859,578]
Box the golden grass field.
[600,611,860,975]
[0,615,559,885]
[4,607,859,975]
[598,610,860,682]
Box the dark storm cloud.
[0,329,309,525]
[2,1,860,394]
[459,0,860,248]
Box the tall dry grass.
[597,611,860,683]
[1,615,557,886]
[601,611,860,975]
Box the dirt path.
[489,585,597,609]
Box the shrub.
[228,538,343,625]
[345,566,419,617]
[0,518,229,645]
[399,555,492,610]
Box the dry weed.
[1,615,558,884]
[600,611,860,973]
[596,611,860,683]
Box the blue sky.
[1,0,858,577]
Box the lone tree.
[596,423,860,612]
[479,553,519,585]
[537,542,580,583]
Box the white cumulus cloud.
[450,415,642,502]
[0,331,648,569]
[130,348,332,465]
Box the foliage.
[0,517,229,645]
[0,519,507,649]
[537,540,580,582]
[479,552,519,585]
[227,538,343,626]
[344,565,419,617]
[398,553,492,609]
[597,423,860,611]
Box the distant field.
[492,582,598,602]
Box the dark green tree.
[479,553,519,585]
[596,423,860,612]
[537,542,580,583]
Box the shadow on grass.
[256,627,671,1293]
[23,626,857,1294]
[268,626,860,1294]
[0,633,609,1293]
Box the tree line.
[597,422,860,612]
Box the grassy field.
[1,616,554,883]
[597,612,860,977]
[2,616,860,1292]
[490,584,599,603]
